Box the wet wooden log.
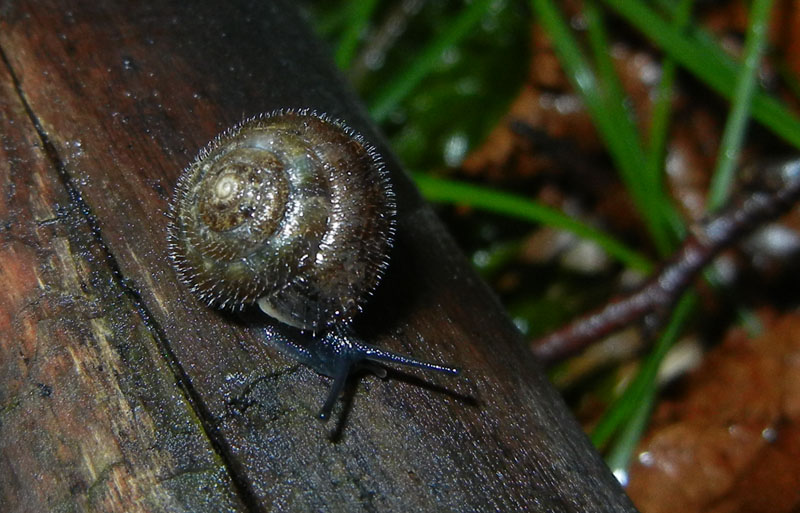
[0,1,638,511]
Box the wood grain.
[0,49,246,513]
[0,1,638,511]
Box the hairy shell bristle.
[167,109,396,331]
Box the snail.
[167,109,459,420]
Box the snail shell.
[167,109,457,420]
[167,109,395,331]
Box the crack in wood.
[0,43,265,513]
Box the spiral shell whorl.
[167,110,395,331]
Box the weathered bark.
[0,1,638,512]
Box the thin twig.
[532,159,800,365]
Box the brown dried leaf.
[627,311,800,513]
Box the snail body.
[168,109,457,419]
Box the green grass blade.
[645,0,694,240]
[531,0,675,254]
[584,1,671,248]
[604,385,655,485]
[413,172,654,272]
[593,0,697,473]
[368,0,494,122]
[591,292,695,448]
[602,0,800,149]
[335,0,381,70]
[586,0,686,253]
[707,0,775,211]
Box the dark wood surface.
[0,1,638,511]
